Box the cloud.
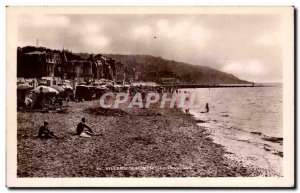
[19,14,70,28]
[254,32,282,46]
[83,35,110,50]
[133,25,152,39]
[72,21,110,51]
[82,24,101,34]
[155,19,210,48]
[17,14,284,82]
[222,60,270,82]
[156,19,170,34]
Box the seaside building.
[17,46,130,86]
[89,54,115,81]
[89,54,104,80]
[106,58,116,80]
[135,72,141,81]
[17,50,62,85]
[17,51,61,78]
[115,62,126,84]
[61,50,93,83]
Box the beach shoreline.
[17,100,276,177]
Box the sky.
[17,14,284,83]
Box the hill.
[102,54,251,84]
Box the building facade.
[61,50,93,82]
[17,46,129,85]
[17,51,61,79]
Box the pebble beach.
[17,100,275,177]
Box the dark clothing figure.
[206,103,209,113]
[185,109,190,114]
[76,118,102,137]
[39,91,44,102]
[76,122,93,135]
[38,123,57,139]
[32,89,44,109]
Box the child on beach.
[38,121,58,139]
[76,118,101,138]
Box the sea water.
[181,85,283,176]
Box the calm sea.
[181,85,283,176]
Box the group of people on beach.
[37,86,210,139]
[38,103,209,139]
[38,117,101,139]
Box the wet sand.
[17,100,273,177]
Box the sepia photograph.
[6,6,294,187]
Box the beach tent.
[50,85,65,93]
[114,84,126,92]
[34,86,59,94]
[86,85,97,99]
[17,84,33,90]
[17,84,33,107]
[30,86,59,109]
[64,84,73,90]
[57,84,74,100]
[50,85,65,105]
[75,85,96,101]
[95,85,109,97]
[57,83,73,91]
[30,90,58,110]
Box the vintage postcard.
[6,6,294,187]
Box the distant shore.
[17,100,275,177]
[163,83,279,89]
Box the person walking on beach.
[38,121,58,139]
[76,118,101,138]
[206,103,209,113]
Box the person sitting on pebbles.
[76,118,101,138]
[38,121,58,139]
